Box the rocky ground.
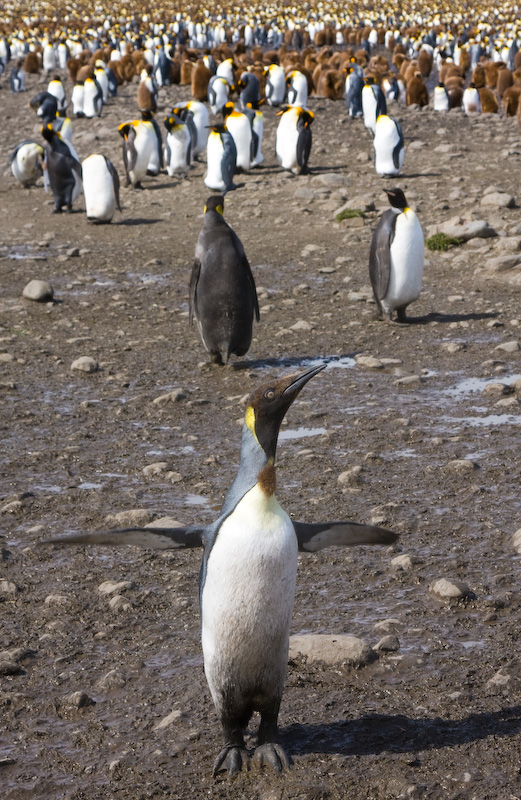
[1,66,521,800]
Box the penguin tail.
[39,525,205,550]
[294,521,399,552]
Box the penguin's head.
[384,188,408,211]
[204,195,224,215]
[222,101,235,119]
[141,109,154,121]
[244,365,326,462]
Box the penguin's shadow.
[281,705,521,758]
[117,218,163,226]
[404,311,499,325]
[394,172,442,179]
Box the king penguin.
[43,366,399,775]
[362,77,387,135]
[286,69,308,106]
[265,63,286,106]
[344,60,364,118]
[118,118,156,188]
[164,113,193,176]
[172,102,209,158]
[10,141,45,187]
[47,76,67,113]
[275,105,314,175]
[222,102,252,172]
[41,124,83,213]
[81,153,121,223]
[208,74,230,115]
[369,187,424,322]
[373,115,404,178]
[204,124,237,193]
[433,82,450,112]
[190,195,259,364]
[83,74,103,118]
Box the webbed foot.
[213,745,250,777]
[253,742,291,772]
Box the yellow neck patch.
[245,405,256,436]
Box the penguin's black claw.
[253,742,291,772]
[212,746,250,777]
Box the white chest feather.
[374,117,403,177]
[82,155,115,221]
[384,210,424,311]
[225,114,252,170]
[201,485,298,703]
[276,112,299,170]
[204,133,226,190]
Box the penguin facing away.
[43,365,399,775]
[82,153,121,223]
[275,105,314,175]
[190,195,259,364]
[204,124,237,194]
[373,114,404,178]
[369,187,424,322]
[41,125,82,213]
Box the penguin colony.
[4,0,519,778]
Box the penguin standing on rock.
[41,124,83,213]
[369,188,424,322]
[275,105,314,175]
[204,125,237,193]
[44,366,399,776]
[373,115,404,177]
[190,195,259,364]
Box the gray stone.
[143,462,169,477]
[512,529,521,553]
[430,578,473,600]
[0,579,19,596]
[98,580,133,596]
[447,459,478,472]
[96,669,127,690]
[105,509,155,527]
[44,594,71,606]
[65,691,95,708]
[375,635,400,652]
[153,709,182,730]
[495,340,520,353]
[437,218,497,241]
[22,279,54,302]
[355,355,384,369]
[391,554,415,571]
[337,466,362,487]
[311,172,350,189]
[481,192,515,209]
[152,389,186,405]
[485,255,521,273]
[71,356,99,373]
[289,634,377,667]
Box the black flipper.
[189,257,201,325]
[293,521,398,552]
[41,525,205,549]
[391,119,404,170]
[369,208,397,308]
[104,156,121,211]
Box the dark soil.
[1,67,521,800]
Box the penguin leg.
[253,709,290,772]
[210,351,225,366]
[213,719,250,777]
[396,306,410,323]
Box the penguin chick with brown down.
[43,365,399,776]
[189,195,259,365]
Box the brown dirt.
[1,68,521,800]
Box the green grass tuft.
[426,233,463,251]
[336,208,364,222]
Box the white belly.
[276,114,299,172]
[383,210,424,313]
[82,155,115,221]
[131,127,154,183]
[201,485,298,716]
[165,128,191,175]
[374,118,403,177]
[204,134,226,191]
[226,115,252,171]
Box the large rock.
[22,279,54,302]
[437,217,497,241]
[289,634,377,667]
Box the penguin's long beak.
[281,363,326,403]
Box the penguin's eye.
[264,389,275,400]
